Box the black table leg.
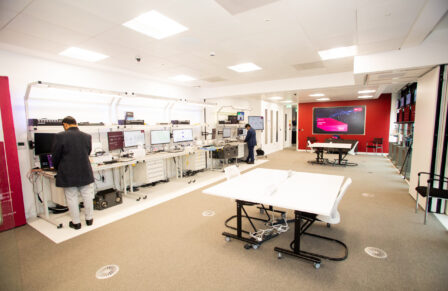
[222,200,278,248]
[274,210,348,269]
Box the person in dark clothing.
[244,124,257,164]
[52,116,94,230]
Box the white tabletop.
[203,168,345,216]
[310,143,352,149]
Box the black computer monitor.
[150,130,171,145]
[107,131,124,151]
[173,129,193,143]
[34,133,56,155]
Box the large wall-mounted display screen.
[313,106,366,135]
[248,116,264,130]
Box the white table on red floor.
[309,142,352,165]
[202,168,348,268]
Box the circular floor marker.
[364,247,387,259]
[202,210,215,217]
[96,265,119,279]
[361,193,375,198]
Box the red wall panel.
[0,76,26,230]
[298,94,391,152]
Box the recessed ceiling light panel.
[316,98,330,101]
[318,45,357,60]
[309,93,325,97]
[171,75,196,82]
[123,10,188,39]
[280,100,292,103]
[59,47,109,62]
[358,95,373,99]
[268,96,283,100]
[228,62,262,72]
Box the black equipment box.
[212,145,238,159]
[28,118,63,126]
[94,188,123,210]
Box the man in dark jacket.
[244,124,257,164]
[52,116,94,230]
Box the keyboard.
[103,160,118,164]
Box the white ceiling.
[0,0,445,92]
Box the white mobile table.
[203,168,348,268]
[309,142,352,165]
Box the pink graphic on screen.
[316,118,348,132]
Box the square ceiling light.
[280,100,292,103]
[171,75,196,82]
[358,95,373,99]
[228,62,262,72]
[309,93,325,97]
[268,96,283,100]
[318,45,357,60]
[123,10,188,39]
[59,47,109,62]
[316,98,330,101]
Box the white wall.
[409,66,440,207]
[0,49,197,218]
[261,101,285,155]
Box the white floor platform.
[28,160,268,244]
[434,213,448,231]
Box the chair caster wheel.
[57,223,63,229]
[277,252,283,259]
[225,237,231,242]
[244,244,251,250]
[314,263,321,269]
[326,223,331,228]
[143,195,148,199]
[136,197,141,202]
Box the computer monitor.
[237,112,244,121]
[107,131,124,151]
[34,133,56,155]
[150,130,171,145]
[223,128,231,138]
[173,129,193,143]
[248,116,264,130]
[238,128,247,136]
[123,130,145,148]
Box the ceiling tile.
[6,13,90,45]
[0,9,17,29]
[214,0,280,15]
[23,0,116,36]
[0,0,33,13]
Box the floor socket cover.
[364,247,387,259]
[96,265,119,279]
[202,210,215,216]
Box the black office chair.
[366,138,383,153]
[415,172,448,224]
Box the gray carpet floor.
[1,149,447,291]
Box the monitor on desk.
[107,131,124,151]
[173,129,193,143]
[150,130,171,145]
[124,130,145,148]
[34,133,56,155]
[238,128,247,136]
[223,128,231,138]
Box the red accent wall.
[298,94,391,152]
[0,76,26,230]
